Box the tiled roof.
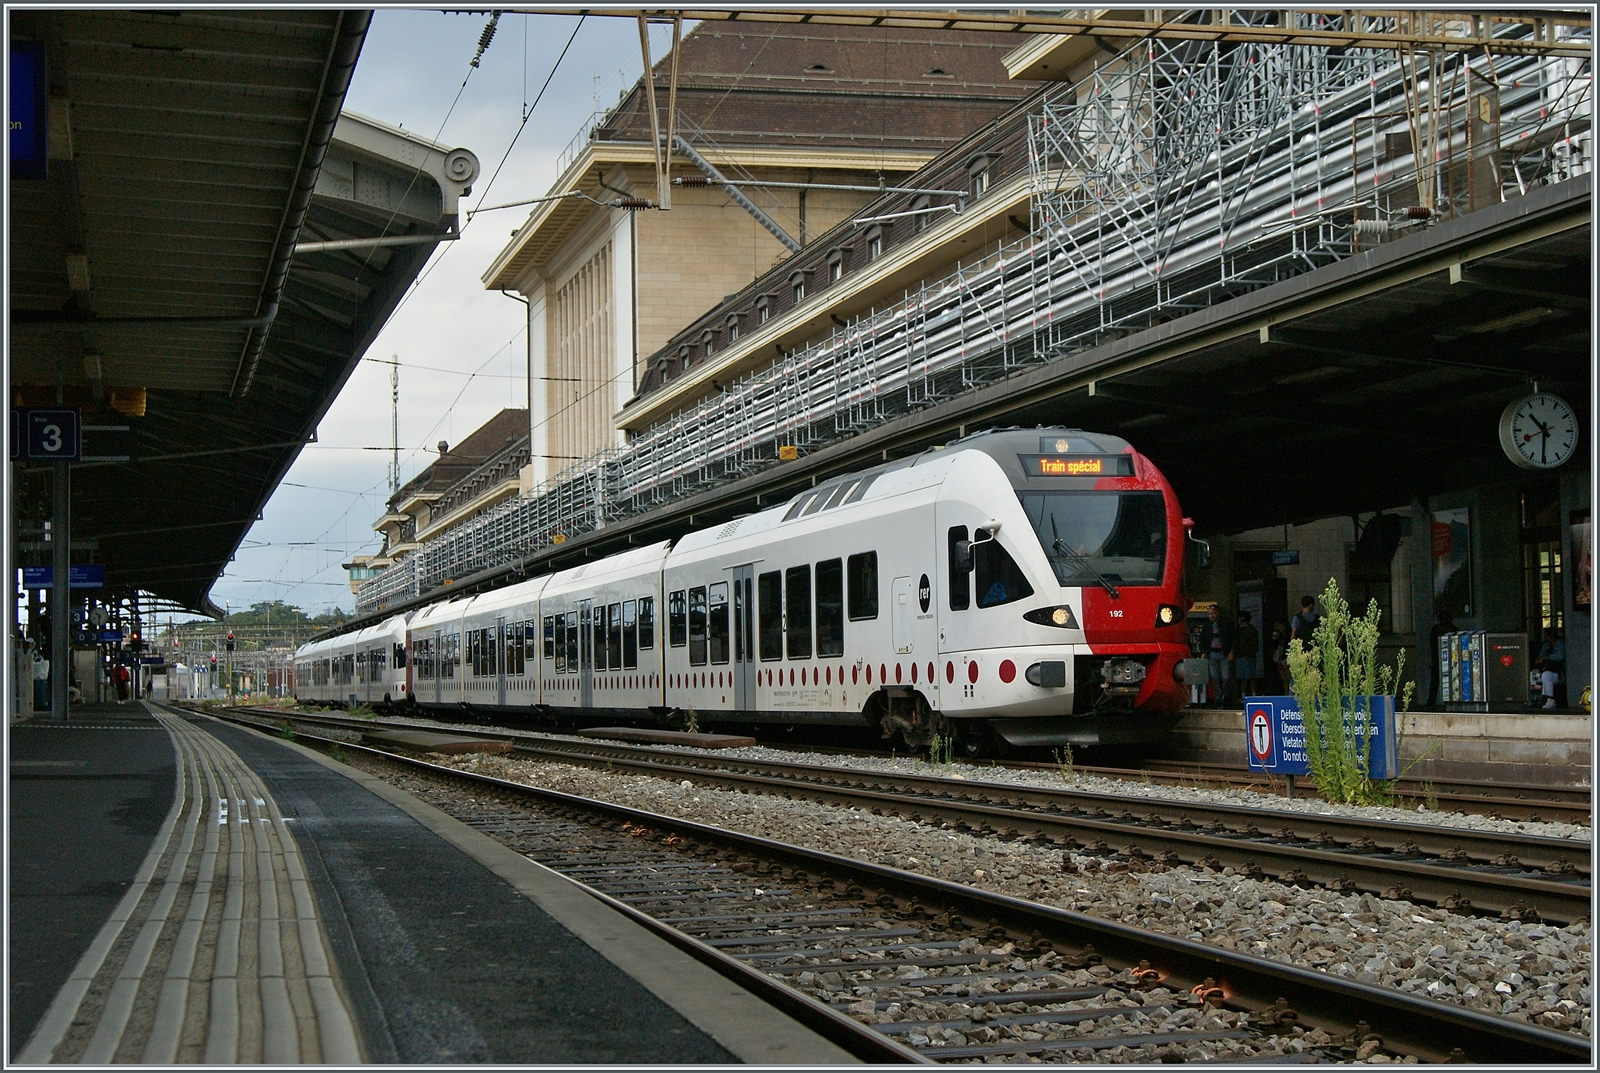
[598,22,1035,151]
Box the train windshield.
[1017,491,1166,587]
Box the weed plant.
[1285,578,1421,806]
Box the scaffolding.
[358,28,1589,615]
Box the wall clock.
[1498,392,1579,470]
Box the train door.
[579,600,594,707]
[496,617,507,708]
[732,565,756,711]
[892,576,914,654]
[432,629,442,705]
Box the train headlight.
[1023,605,1080,629]
[1156,604,1182,627]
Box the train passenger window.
[593,607,608,671]
[445,634,458,679]
[638,596,655,649]
[509,622,524,676]
[758,571,783,660]
[564,612,578,672]
[688,587,708,666]
[623,601,638,669]
[785,566,812,660]
[394,643,407,669]
[544,617,556,663]
[848,551,878,619]
[816,559,844,658]
[708,583,730,664]
[608,603,623,670]
[669,590,687,647]
[948,526,971,610]
[974,538,1035,608]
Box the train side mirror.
[954,540,973,572]
[1186,526,1212,569]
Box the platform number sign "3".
[25,409,80,462]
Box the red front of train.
[1074,444,1192,714]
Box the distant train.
[295,428,1198,750]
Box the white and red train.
[294,428,1197,749]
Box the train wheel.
[957,721,1003,759]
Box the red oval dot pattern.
[999,659,1017,684]
[945,661,955,684]
[967,661,980,684]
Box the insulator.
[1405,205,1433,220]
[613,197,654,210]
[470,12,500,68]
[1353,218,1390,235]
[676,176,713,187]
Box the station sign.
[11,408,81,461]
[96,628,123,643]
[1243,695,1395,779]
[1271,549,1300,566]
[10,43,49,181]
[22,564,105,589]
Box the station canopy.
[9,10,474,614]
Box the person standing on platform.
[1234,611,1260,700]
[1290,595,1320,652]
[1535,627,1565,710]
[114,662,130,703]
[32,645,49,712]
[1203,605,1235,708]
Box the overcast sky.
[207,11,680,618]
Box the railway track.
[191,704,1589,1064]
[211,705,1592,926]
[347,714,1588,921]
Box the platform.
[1171,705,1592,787]
[9,702,859,1063]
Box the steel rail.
[218,711,1590,1066]
[211,706,1590,924]
[492,738,1590,926]
[503,737,1592,876]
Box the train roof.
[541,539,673,593]
[672,427,1133,557]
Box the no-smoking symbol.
[1249,709,1273,761]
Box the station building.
[480,20,1036,486]
[355,15,1588,720]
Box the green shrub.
[1285,578,1416,806]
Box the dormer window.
[789,269,809,305]
[967,153,996,199]
[756,295,772,324]
[725,312,741,341]
[826,245,850,283]
[865,224,886,261]
[700,328,715,357]
[676,343,690,371]
[911,194,932,234]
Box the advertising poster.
[1431,507,1472,619]
[1573,510,1591,611]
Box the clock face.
[1499,394,1579,470]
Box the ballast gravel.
[436,749,1591,1044]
